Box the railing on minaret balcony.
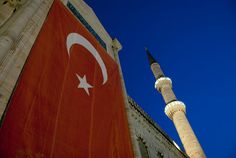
[145,48,206,158]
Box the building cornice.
[127,96,189,158]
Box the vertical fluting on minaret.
[145,48,206,158]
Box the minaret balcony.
[164,101,186,120]
[155,77,172,92]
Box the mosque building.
[0,0,204,158]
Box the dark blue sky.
[86,0,236,157]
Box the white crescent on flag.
[66,33,108,95]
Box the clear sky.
[86,0,236,157]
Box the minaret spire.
[145,48,165,80]
[145,48,156,65]
[146,49,206,158]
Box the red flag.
[0,1,134,157]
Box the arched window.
[157,151,164,158]
[137,137,149,158]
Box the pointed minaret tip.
[145,47,157,65]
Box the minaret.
[145,48,206,158]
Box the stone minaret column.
[145,48,206,158]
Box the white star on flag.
[76,74,93,95]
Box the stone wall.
[0,0,54,119]
[128,97,188,158]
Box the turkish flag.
[0,1,134,158]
